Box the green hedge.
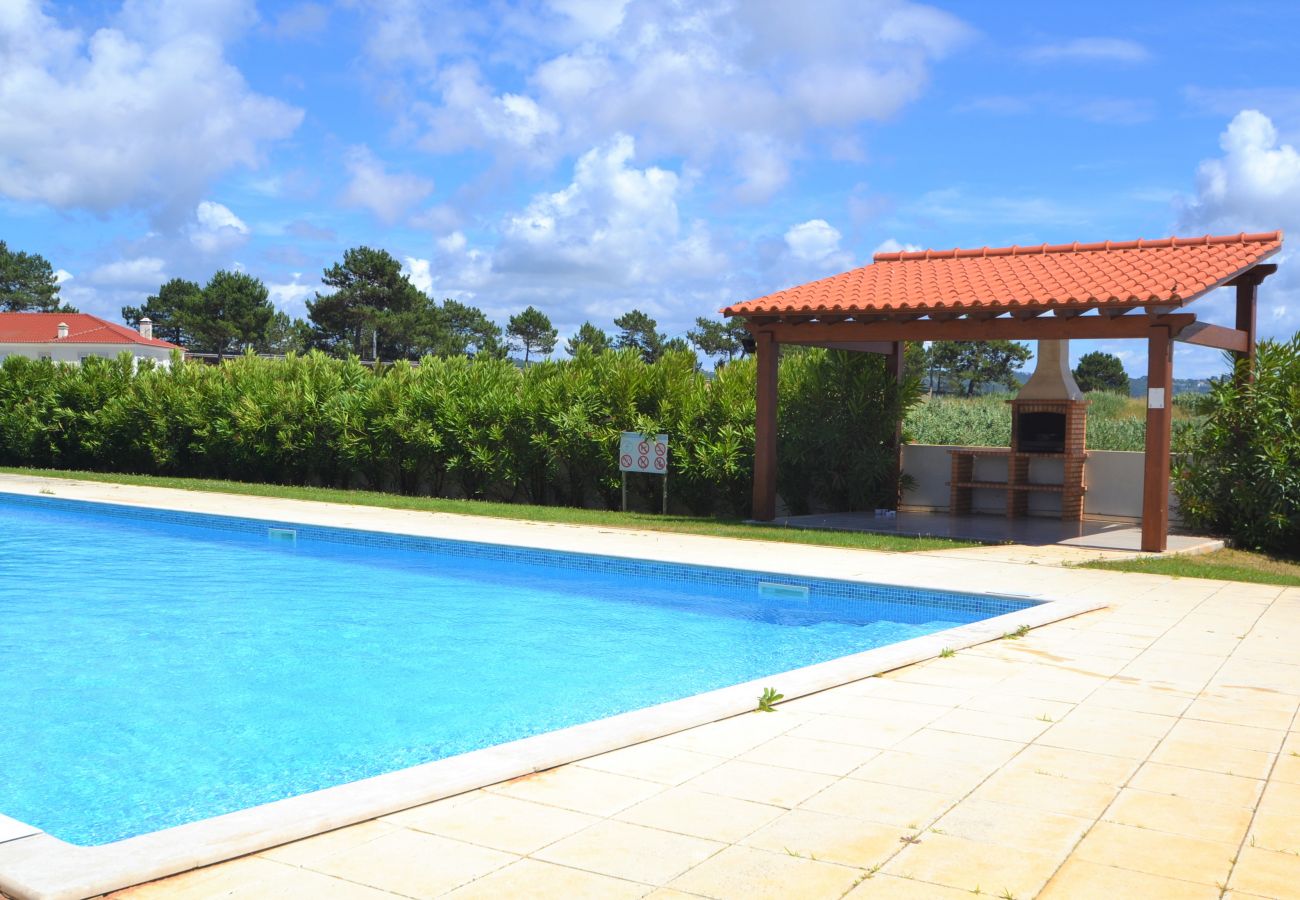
[1175,336,1300,556]
[0,347,917,517]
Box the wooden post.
[753,331,778,521]
[1235,277,1259,382]
[887,341,905,509]
[1141,326,1174,552]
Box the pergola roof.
[723,231,1282,320]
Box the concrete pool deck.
[0,475,1296,899]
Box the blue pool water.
[0,494,1031,846]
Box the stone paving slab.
[0,475,1295,899]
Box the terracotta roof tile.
[0,312,183,349]
[722,232,1282,317]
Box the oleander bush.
[1175,336,1300,557]
[0,347,915,517]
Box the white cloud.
[87,256,167,287]
[402,257,433,294]
[267,272,319,316]
[189,200,249,252]
[1177,109,1300,346]
[873,238,923,256]
[387,1,971,202]
[784,220,843,262]
[0,0,301,219]
[1025,38,1150,64]
[339,146,434,225]
[54,269,74,284]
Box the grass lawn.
[0,466,978,553]
[1080,548,1300,588]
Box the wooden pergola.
[722,231,1282,552]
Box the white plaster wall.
[900,443,1182,524]
[0,343,175,368]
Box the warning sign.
[619,432,668,474]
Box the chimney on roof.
[56,321,69,339]
[139,317,153,340]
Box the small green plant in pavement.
[757,687,784,712]
[939,647,955,658]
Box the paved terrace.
[0,477,1295,900]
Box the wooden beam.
[1175,321,1249,352]
[1141,326,1174,553]
[763,313,1197,344]
[803,341,895,354]
[887,341,905,510]
[1236,275,1259,381]
[753,331,779,521]
[1226,262,1278,286]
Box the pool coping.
[0,483,1104,900]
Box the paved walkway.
[1,477,1295,899]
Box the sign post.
[619,432,669,514]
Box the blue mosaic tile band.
[0,492,1038,620]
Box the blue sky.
[3,0,1298,376]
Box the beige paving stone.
[929,799,1091,856]
[658,710,810,758]
[304,828,514,897]
[1257,777,1300,813]
[1183,697,1298,730]
[1104,787,1255,845]
[1269,749,1300,784]
[259,819,397,868]
[998,743,1140,785]
[1247,809,1300,854]
[486,763,663,816]
[995,669,1108,703]
[848,750,999,795]
[615,787,784,843]
[788,695,947,729]
[382,792,597,854]
[1127,762,1264,807]
[1073,821,1236,886]
[1148,738,1277,779]
[1165,718,1287,753]
[786,713,917,749]
[740,808,903,868]
[682,759,837,808]
[1036,708,1173,759]
[1082,682,1196,716]
[738,734,880,776]
[926,707,1052,742]
[957,691,1076,720]
[841,874,976,899]
[446,859,651,898]
[1039,858,1221,899]
[847,679,972,708]
[576,742,722,785]
[882,832,1063,897]
[1229,846,1300,898]
[108,858,305,899]
[800,778,951,828]
[889,728,1024,766]
[534,820,722,886]
[669,844,861,900]
[971,769,1121,819]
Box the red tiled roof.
[722,232,1283,318]
[0,312,182,348]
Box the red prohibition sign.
[637,455,649,468]
[637,441,649,455]
[654,442,666,457]
[654,456,666,470]
[620,454,632,468]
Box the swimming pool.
[0,493,1035,848]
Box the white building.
[0,312,182,367]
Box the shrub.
[1175,336,1300,557]
[0,347,916,519]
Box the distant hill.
[1128,376,1220,397]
